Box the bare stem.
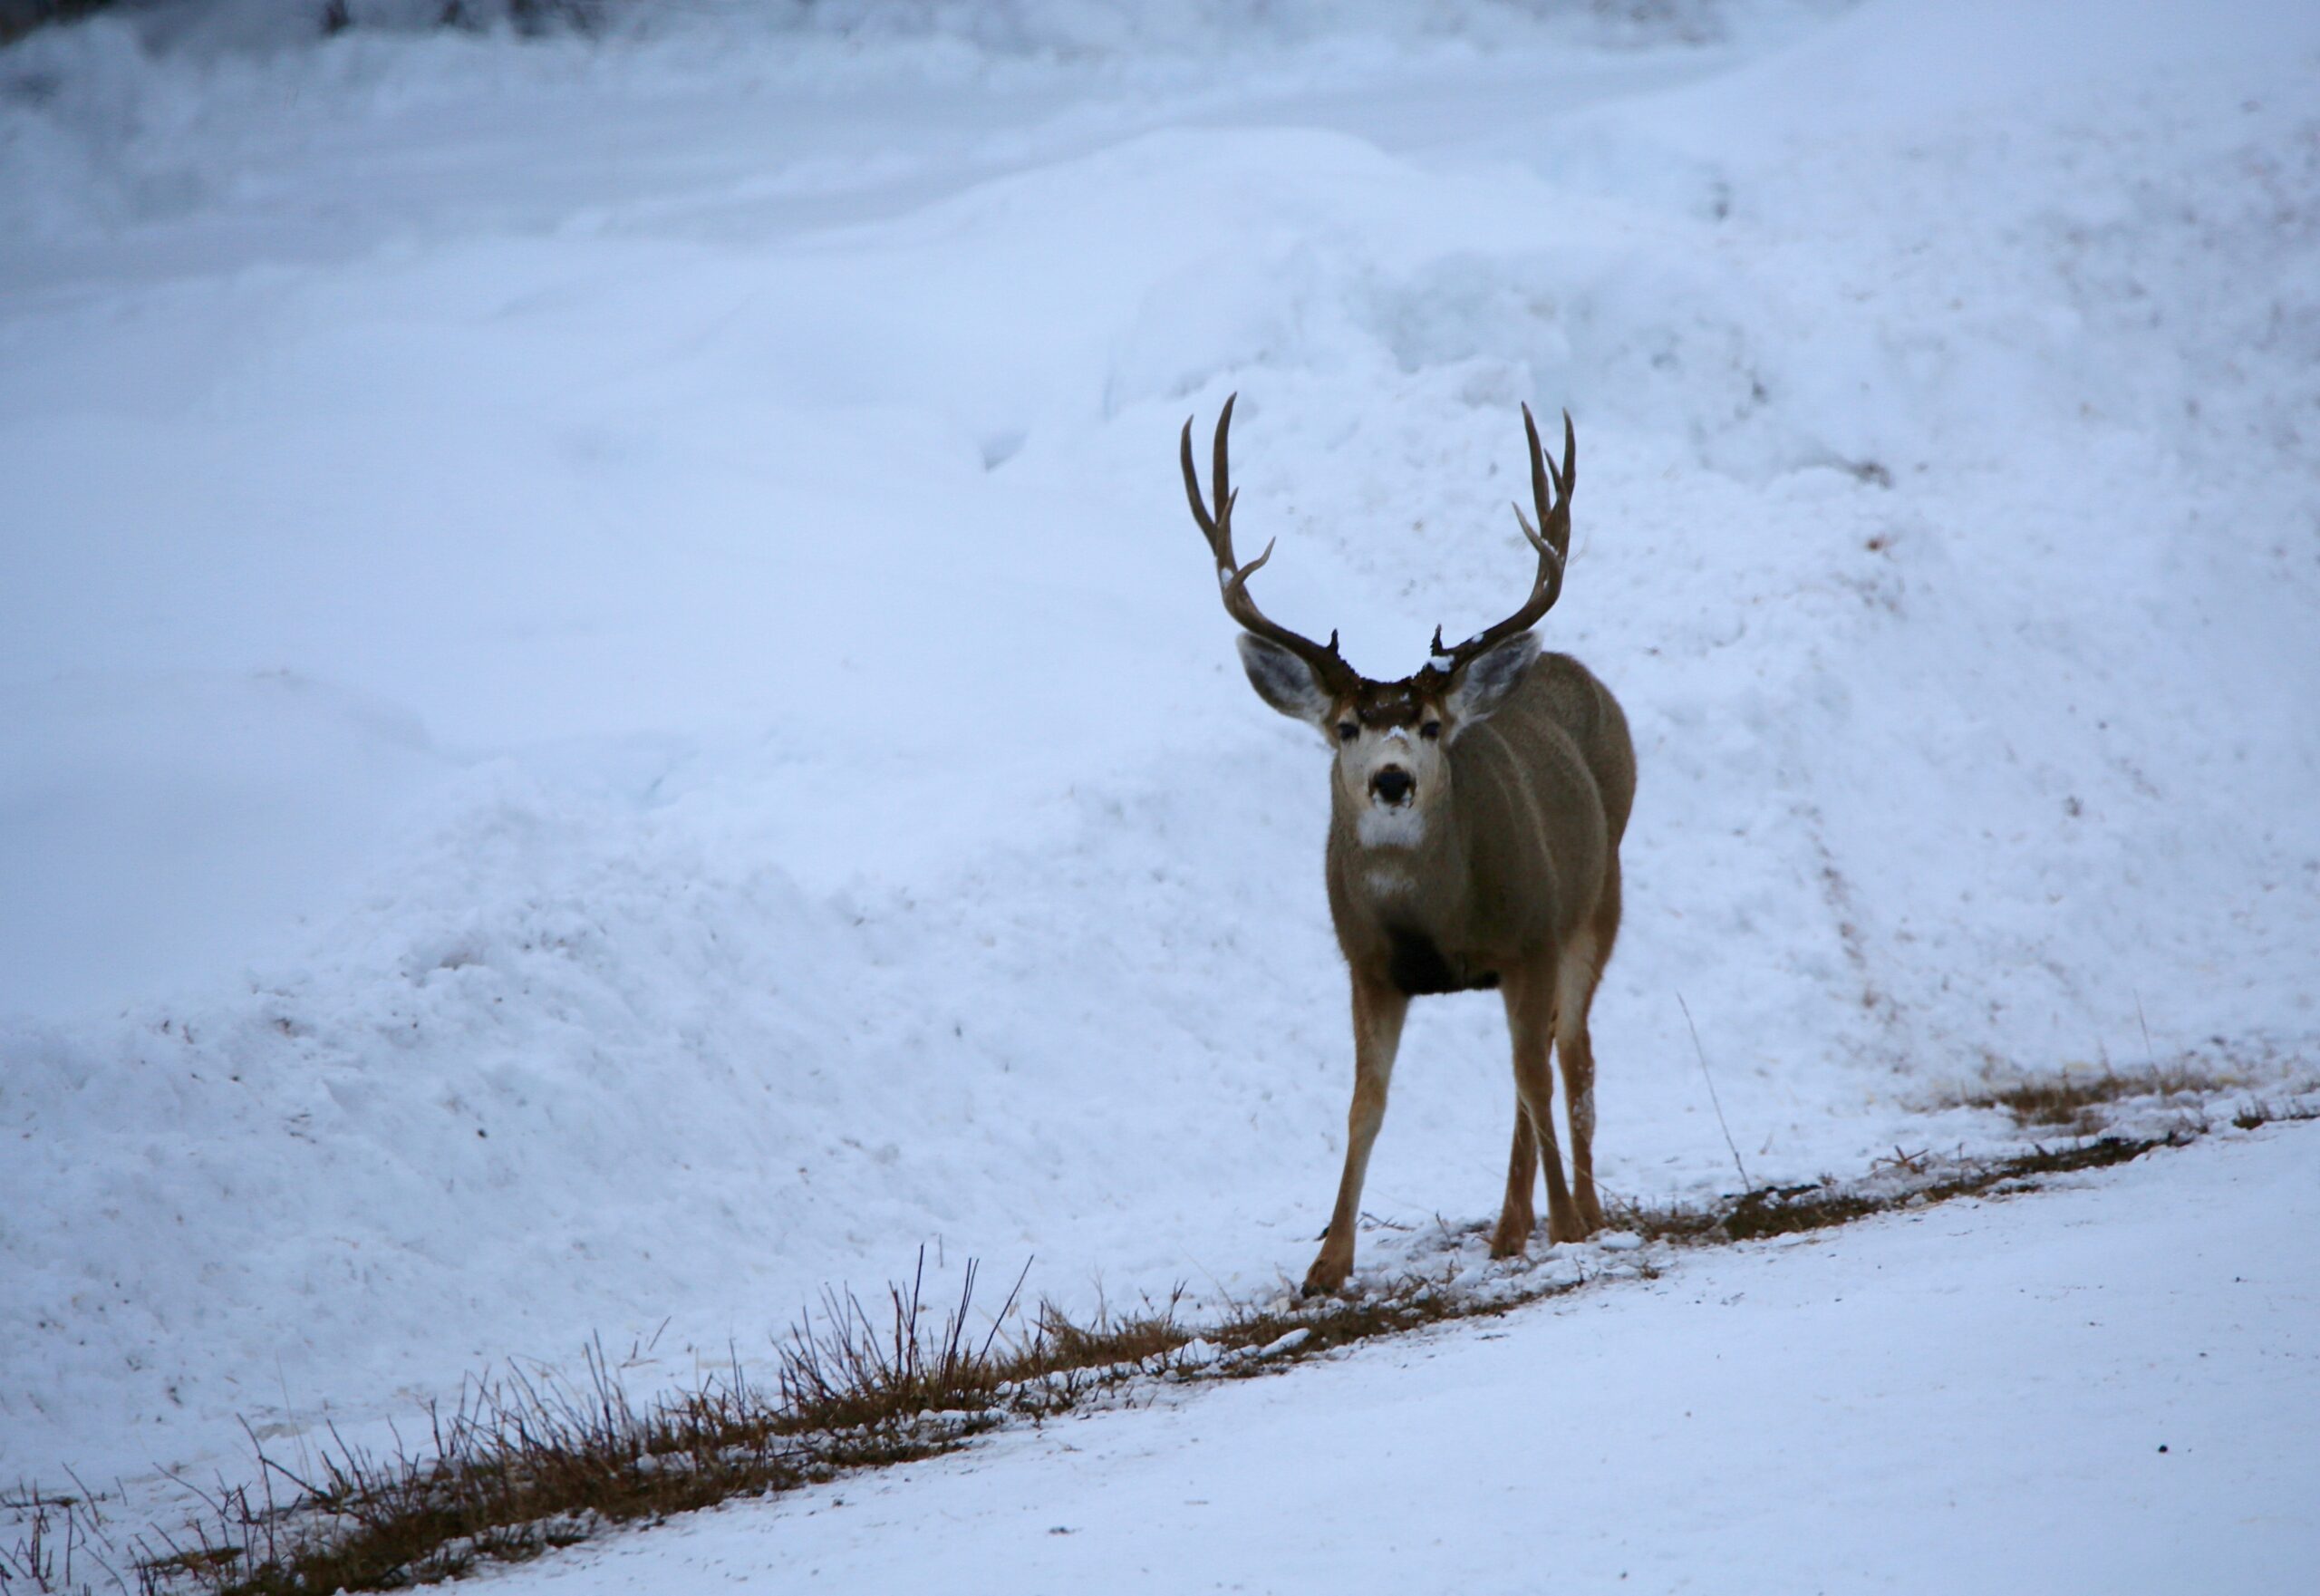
[1677,991,1751,1190]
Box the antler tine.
[1519,405,1578,561]
[1433,405,1576,671]
[1180,413,1221,543]
[1211,390,1233,527]
[1180,394,1355,691]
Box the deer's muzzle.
[1370,766,1415,807]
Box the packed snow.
[2,0,2315,1556]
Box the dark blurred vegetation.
[1,1,621,48]
[1,1,115,49]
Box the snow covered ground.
[469,1127,2320,1595]
[2,0,2315,1552]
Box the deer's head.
[1181,396,1574,848]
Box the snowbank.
[3,0,2315,1507]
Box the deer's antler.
[1431,404,1574,672]
[1182,394,1358,694]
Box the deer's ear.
[1237,634,1335,727]
[1445,632,1540,727]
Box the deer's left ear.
[1445,632,1540,727]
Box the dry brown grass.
[2230,1097,2320,1131]
[1936,1063,2236,1134]
[120,1257,1040,1596]
[3,1485,118,1595]
[1603,1133,2170,1243]
[768,1254,1026,1432]
[1018,1288,1191,1375]
[1717,1136,2160,1239]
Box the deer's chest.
[1330,837,1499,996]
[1383,924,1500,997]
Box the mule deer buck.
[1180,395,1635,1296]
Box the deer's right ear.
[1445,630,1541,727]
[1237,634,1336,727]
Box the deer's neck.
[1338,796,1474,930]
[1332,798,1498,996]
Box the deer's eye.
[1420,721,1442,740]
[1336,721,1360,743]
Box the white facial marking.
[1365,864,1417,899]
[1332,688,1451,852]
[1356,804,1427,849]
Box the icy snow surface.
[3,0,2316,1514]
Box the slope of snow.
[472,1126,2320,1595]
[2,0,2315,1515]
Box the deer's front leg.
[1304,973,1410,1297]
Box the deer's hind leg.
[1500,962,1582,1249]
[1490,1108,1537,1258]
[1554,862,1623,1236]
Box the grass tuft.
[1020,1288,1190,1374]
[769,1253,1025,1433]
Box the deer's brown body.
[1325,653,1631,999]
[1179,397,1635,1295]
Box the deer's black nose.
[1371,766,1415,806]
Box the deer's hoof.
[1301,1253,1352,1298]
[1488,1218,1532,1260]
